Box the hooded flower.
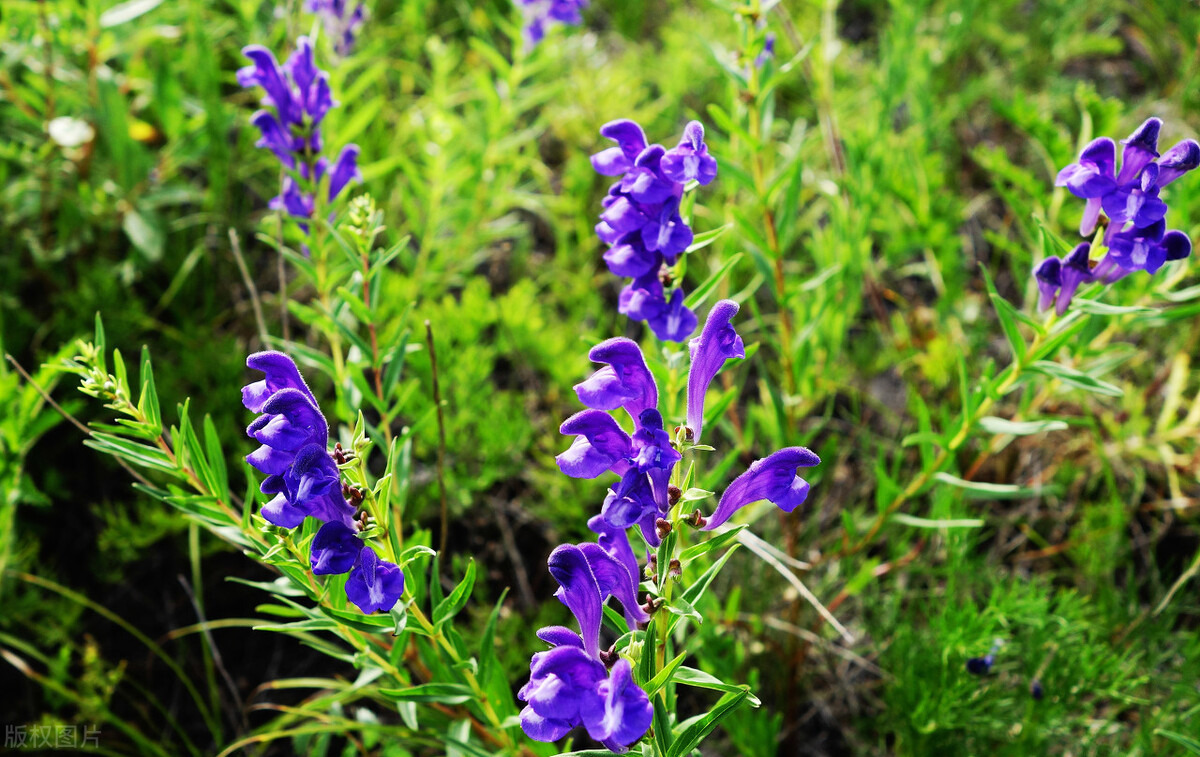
[702,447,821,530]
[591,118,719,341]
[239,37,361,225]
[661,121,718,186]
[686,299,745,443]
[520,545,652,751]
[574,338,658,419]
[1047,119,1198,313]
[307,0,366,55]
[243,351,404,614]
[345,546,405,614]
[556,410,633,479]
[518,0,588,45]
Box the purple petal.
[646,288,697,343]
[584,658,652,747]
[1157,139,1200,186]
[243,351,317,412]
[345,548,405,613]
[574,338,659,419]
[704,447,820,530]
[685,299,744,442]
[578,542,649,627]
[547,544,604,658]
[328,143,361,201]
[311,520,362,575]
[1033,257,1062,312]
[556,410,633,479]
[1117,117,1162,184]
[261,492,306,528]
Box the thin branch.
[5,354,154,489]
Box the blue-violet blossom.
[518,0,587,45]
[307,0,366,55]
[243,351,403,614]
[239,37,361,230]
[527,300,821,751]
[591,119,719,342]
[1041,118,1198,313]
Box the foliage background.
[2,0,1199,754]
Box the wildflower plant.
[591,119,720,342]
[521,298,820,753]
[1039,118,1199,314]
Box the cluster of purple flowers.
[591,119,719,342]
[517,0,587,45]
[238,37,361,229]
[1038,118,1199,314]
[243,351,404,614]
[520,300,820,750]
[307,0,366,56]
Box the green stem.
[842,312,1058,558]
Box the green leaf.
[379,683,475,704]
[890,513,985,529]
[1072,298,1156,315]
[100,0,163,27]
[672,666,761,707]
[933,472,1048,499]
[979,265,1026,362]
[644,651,687,697]
[666,689,751,757]
[433,559,475,628]
[122,208,165,261]
[664,596,702,624]
[681,543,741,606]
[1027,360,1123,397]
[978,416,1068,435]
[1156,729,1200,755]
[678,525,746,566]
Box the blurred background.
[2,0,1199,754]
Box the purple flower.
[591,119,718,341]
[1048,119,1197,313]
[592,120,649,178]
[240,37,361,225]
[1056,138,1117,236]
[311,520,362,575]
[243,351,318,412]
[601,470,660,541]
[518,642,651,751]
[1104,219,1191,276]
[1156,139,1200,186]
[1033,257,1061,313]
[661,121,718,186]
[518,0,588,46]
[574,338,658,420]
[547,543,645,658]
[686,300,745,443]
[588,514,641,605]
[1116,117,1161,184]
[307,0,366,55]
[1101,164,1167,230]
[243,352,404,614]
[754,33,776,68]
[646,288,699,343]
[520,545,652,749]
[1056,243,1096,314]
[345,546,405,613]
[702,447,821,530]
[556,410,633,479]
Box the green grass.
[2,0,1200,754]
